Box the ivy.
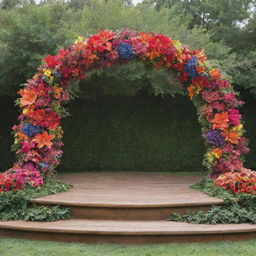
[0,179,71,221]
[169,204,256,224]
[169,178,256,224]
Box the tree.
[0,0,234,96]
[147,0,254,50]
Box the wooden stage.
[1,172,256,244]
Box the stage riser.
[1,229,256,244]
[34,204,213,220]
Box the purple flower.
[203,129,226,147]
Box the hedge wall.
[0,89,255,173]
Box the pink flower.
[215,79,231,89]
[106,50,119,60]
[235,137,250,154]
[201,90,220,103]
[222,92,244,107]
[228,109,241,126]
[21,141,35,153]
[130,38,148,55]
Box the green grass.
[1,237,256,256]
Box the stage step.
[31,172,224,220]
[1,219,256,244]
[1,172,255,244]
[31,195,223,220]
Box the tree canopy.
[0,0,255,96]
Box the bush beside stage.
[0,89,255,173]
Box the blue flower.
[117,43,133,60]
[39,162,50,169]
[22,124,42,138]
[184,56,198,79]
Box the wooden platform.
[1,172,256,244]
[31,172,224,220]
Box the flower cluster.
[215,169,256,194]
[0,28,254,194]
[117,42,134,60]
[22,123,42,138]
[0,163,43,193]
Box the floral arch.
[0,29,255,194]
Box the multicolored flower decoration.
[0,28,254,194]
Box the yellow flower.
[74,36,85,44]
[198,60,205,66]
[44,69,52,77]
[232,124,243,132]
[23,108,29,115]
[207,148,222,162]
[14,138,19,144]
[207,152,215,162]
[173,40,182,50]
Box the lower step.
[33,204,216,220]
[1,219,256,244]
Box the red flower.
[87,30,115,53]
[192,76,210,88]
[44,55,59,68]
[27,109,60,130]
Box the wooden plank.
[31,172,224,208]
[1,220,256,235]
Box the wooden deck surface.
[32,172,224,207]
[2,172,255,244]
[1,219,256,235]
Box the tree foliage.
[0,0,233,96]
[147,0,256,95]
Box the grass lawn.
[0,237,256,256]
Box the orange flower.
[139,32,154,47]
[15,131,28,141]
[194,49,207,62]
[195,65,205,74]
[187,85,202,99]
[187,85,195,99]
[53,87,63,99]
[211,112,229,130]
[210,69,221,80]
[19,89,38,107]
[222,130,240,144]
[32,131,55,149]
[212,148,222,158]
[146,50,160,60]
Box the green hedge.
[0,90,255,173]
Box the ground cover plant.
[0,179,71,221]
[169,177,256,224]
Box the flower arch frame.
[0,28,255,194]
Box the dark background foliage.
[1,87,255,173]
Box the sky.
[132,0,144,5]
